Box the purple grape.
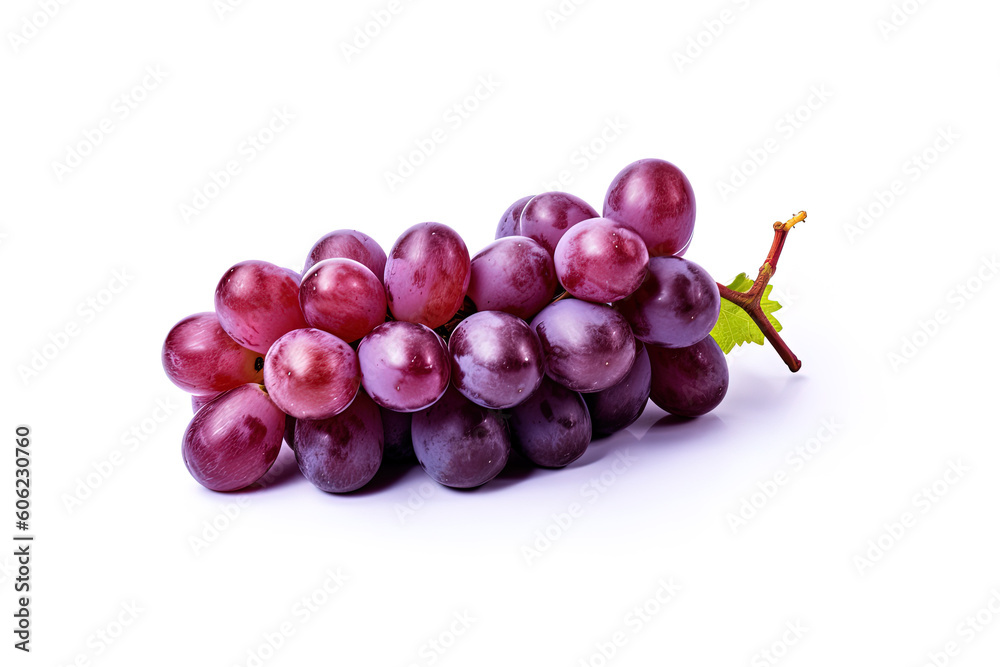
[294,390,383,493]
[603,158,696,257]
[380,407,414,462]
[449,311,544,409]
[283,414,296,450]
[531,299,635,393]
[495,195,533,239]
[553,217,649,303]
[509,377,591,468]
[357,321,451,412]
[263,328,361,420]
[411,387,510,488]
[519,192,599,255]
[303,229,387,280]
[616,256,720,348]
[467,236,557,320]
[648,337,729,417]
[384,222,471,329]
[182,384,284,491]
[163,312,263,394]
[583,341,651,436]
[214,260,308,354]
[300,258,387,343]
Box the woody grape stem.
[716,211,807,373]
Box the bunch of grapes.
[162,158,731,494]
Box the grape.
[495,195,533,239]
[519,192,599,255]
[384,222,471,329]
[263,328,361,420]
[467,236,557,320]
[191,392,222,413]
[294,390,383,493]
[411,387,510,488]
[214,260,308,354]
[380,407,415,462]
[603,158,696,257]
[182,384,284,491]
[449,311,544,409]
[162,313,263,394]
[299,258,387,343]
[616,256,720,348]
[553,217,649,303]
[509,377,591,468]
[357,321,450,412]
[303,229,387,280]
[284,415,296,450]
[531,299,636,393]
[648,336,728,417]
[583,341,651,436]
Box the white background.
[2,0,999,665]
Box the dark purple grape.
[496,195,533,239]
[380,407,415,462]
[449,311,544,409]
[648,337,729,417]
[531,299,636,393]
[519,192,599,255]
[294,391,383,493]
[182,384,284,491]
[509,377,591,468]
[616,256,720,348]
[283,414,296,450]
[603,158,696,257]
[411,387,510,488]
[584,341,651,436]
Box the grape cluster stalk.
[161,158,810,494]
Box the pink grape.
[583,341,651,436]
[162,312,263,394]
[384,222,471,329]
[411,387,510,488]
[495,195,533,239]
[553,217,649,303]
[182,384,284,492]
[518,192,598,255]
[616,256,720,348]
[509,376,591,468]
[263,328,361,420]
[648,337,729,417]
[603,158,696,257]
[294,390,383,493]
[531,299,636,393]
[214,260,308,354]
[303,229,387,280]
[357,321,450,412]
[449,311,544,409]
[299,258,387,343]
[467,236,557,320]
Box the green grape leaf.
[710,273,784,354]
